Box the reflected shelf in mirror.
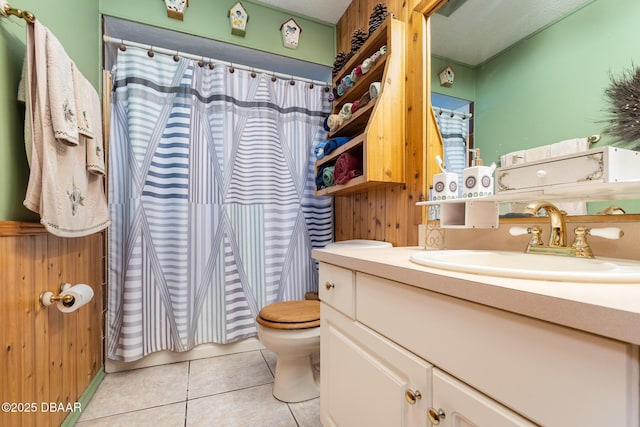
[417,180,640,207]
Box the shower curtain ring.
[289,75,295,86]
[173,51,180,62]
[308,82,314,89]
[251,68,256,78]
[229,63,235,73]
[198,57,205,67]
[208,60,214,70]
[147,46,154,58]
[271,73,277,82]
[119,40,126,52]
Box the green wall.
[0,0,335,221]
[0,0,100,221]
[474,0,640,166]
[99,0,336,67]
[431,56,476,102]
[432,0,640,213]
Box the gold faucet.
[510,201,624,258]
[524,201,567,247]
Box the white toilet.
[256,299,320,403]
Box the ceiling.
[104,0,597,81]
[254,0,596,66]
[251,0,351,25]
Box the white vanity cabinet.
[430,369,536,427]
[318,261,639,427]
[319,264,432,426]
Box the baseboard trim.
[61,368,106,427]
[105,338,265,373]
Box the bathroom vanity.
[313,246,640,427]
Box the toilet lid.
[256,300,320,329]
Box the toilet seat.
[256,300,320,329]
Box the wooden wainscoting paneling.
[0,222,104,427]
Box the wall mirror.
[425,0,640,217]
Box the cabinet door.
[321,303,431,427]
[430,369,537,427]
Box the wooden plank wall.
[0,222,104,427]
[334,0,426,246]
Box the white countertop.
[312,246,640,345]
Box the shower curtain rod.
[434,105,472,119]
[103,35,331,88]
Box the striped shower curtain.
[435,112,468,195]
[107,47,332,362]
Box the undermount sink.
[410,250,640,283]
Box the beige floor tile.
[289,398,321,427]
[261,348,277,375]
[186,383,296,427]
[75,402,186,427]
[188,351,273,399]
[78,362,188,421]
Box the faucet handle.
[587,227,624,240]
[572,226,623,258]
[509,226,543,249]
[509,226,532,236]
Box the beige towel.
[46,28,79,146]
[72,63,105,175]
[23,21,110,237]
[72,63,94,139]
[17,58,33,167]
[549,137,589,157]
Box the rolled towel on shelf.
[323,116,331,132]
[314,136,352,159]
[336,83,346,97]
[379,45,387,55]
[314,139,336,159]
[340,103,353,121]
[322,166,335,187]
[350,69,358,83]
[316,166,327,190]
[334,152,363,185]
[355,65,363,78]
[350,100,360,114]
[327,114,343,131]
[361,58,372,73]
[370,82,381,100]
[359,91,371,108]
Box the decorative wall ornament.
[280,18,302,49]
[164,0,188,21]
[439,65,456,87]
[229,2,249,37]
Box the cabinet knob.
[536,169,547,178]
[325,281,335,290]
[405,389,422,405]
[427,407,446,425]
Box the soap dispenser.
[462,149,496,198]
[431,155,459,200]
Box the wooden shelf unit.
[315,18,406,196]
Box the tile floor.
[76,350,321,426]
